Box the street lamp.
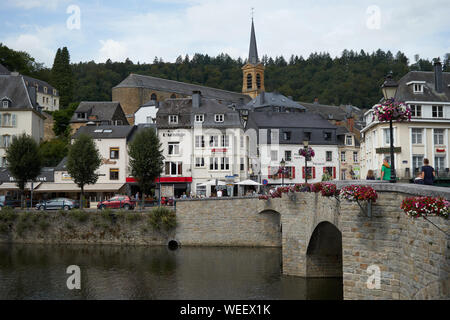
[280,158,286,187]
[303,139,309,183]
[381,71,399,183]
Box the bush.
[148,207,176,231]
[68,210,89,223]
[0,207,18,222]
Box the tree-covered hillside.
[1,43,449,108]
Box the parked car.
[97,195,136,210]
[0,195,38,209]
[36,198,79,210]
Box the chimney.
[313,97,319,105]
[347,117,355,133]
[260,91,265,104]
[192,90,201,108]
[434,59,443,93]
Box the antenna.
[251,7,254,20]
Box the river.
[0,243,342,300]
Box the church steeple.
[242,17,265,99]
[248,19,259,65]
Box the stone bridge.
[175,181,449,300]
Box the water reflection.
[0,244,342,300]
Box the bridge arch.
[306,221,343,278]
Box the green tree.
[66,134,101,209]
[52,102,78,137]
[128,128,164,207]
[39,138,69,167]
[6,134,42,208]
[51,47,74,108]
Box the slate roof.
[0,64,10,75]
[55,157,68,171]
[241,91,306,111]
[247,111,336,129]
[114,73,251,104]
[394,70,450,102]
[22,75,58,96]
[157,97,243,129]
[73,125,136,140]
[0,167,55,182]
[70,101,126,123]
[336,126,360,147]
[0,74,35,109]
[248,19,259,65]
[300,102,363,121]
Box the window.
[353,152,358,163]
[221,157,230,170]
[221,135,230,147]
[285,150,292,162]
[434,129,444,145]
[195,157,205,168]
[340,151,346,162]
[168,142,180,155]
[411,128,423,144]
[77,112,86,119]
[215,114,224,122]
[109,169,119,180]
[2,114,11,127]
[146,116,154,124]
[326,151,332,162]
[304,132,311,141]
[110,147,119,159]
[169,115,178,124]
[151,93,157,101]
[412,155,424,174]
[209,157,219,171]
[270,130,279,143]
[271,150,278,161]
[165,161,182,175]
[413,84,423,93]
[240,158,245,171]
[324,132,332,141]
[1,157,7,167]
[195,114,204,123]
[283,131,291,141]
[432,106,443,118]
[44,87,48,93]
[435,156,445,172]
[2,100,8,108]
[256,73,261,89]
[53,89,56,95]
[247,74,252,89]
[209,136,219,147]
[114,120,123,126]
[345,135,353,146]
[53,99,56,106]
[383,128,394,145]
[341,170,347,180]
[2,135,11,148]
[410,105,421,117]
[240,136,244,148]
[42,97,45,104]
[195,135,205,148]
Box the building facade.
[360,61,450,180]
[156,93,249,198]
[23,75,59,111]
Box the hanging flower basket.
[311,182,324,193]
[372,99,412,122]
[401,197,449,219]
[299,147,315,159]
[321,183,338,197]
[340,185,378,203]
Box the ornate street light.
[303,139,309,183]
[381,71,399,183]
[280,158,286,187]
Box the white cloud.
[6,0,68,10]
[98,39,129,63]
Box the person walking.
[381,158,391,181]
[420,158,435,185]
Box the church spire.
[248,18,259,65]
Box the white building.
[134,101,159,125]
[156,93,249,197]
[23,75,60,111]
[0,72,46,167]
[360,61,450,181]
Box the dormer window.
[413,84,423,93]
[324,132,332,141]
[77,112,87,119]
[195,114,204,123]
[2,100,9,108]
[53,89,57,95]
[345,135,353,146]
[44,87,48,94]
[215,114,224,122]
[169,115,178,124]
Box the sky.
[1,0,449,67]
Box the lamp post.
[280,158,286,187]
[302,139,309,183]
[381,71,399,183]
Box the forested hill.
[1,43,448,108]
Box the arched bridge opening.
[306,221,343,278]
